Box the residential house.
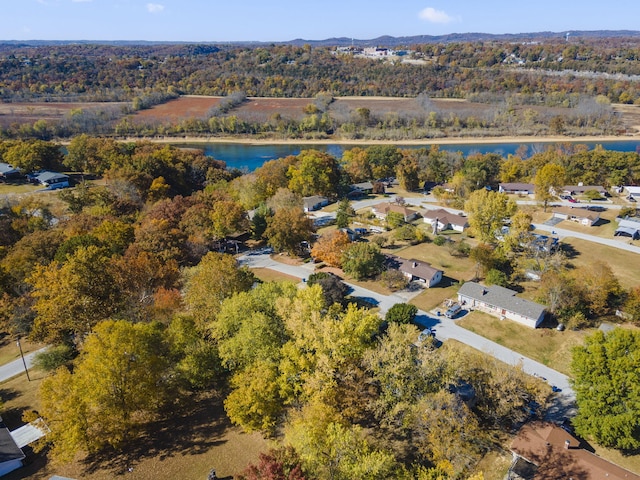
[498,183,535,195]
[622,185,640,202]
[457,282,546,328]
[35,171,70,189]
[422,208,469,233]
[552,206,600,226]
[303,195,329,213]
[349,182,374,194]
[509,422,640,480]
[562,185,607,196]
[388,255,443,287]
[0,163,21,180]
[371,202,419,222]
[614,216,640,240]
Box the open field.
[562,237,640,289]
[251,267,300,283]
[0,102,128,128]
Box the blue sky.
[4,0,640,42]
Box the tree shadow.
[80,392,234,476]
[559,243,579,259]
[0,388,20,402]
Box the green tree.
[385,303,418,324]
[341,242,385,280]
[335,198,354,229]
[571,328,640,450]
[534,163,566,212]
[39,320,172,460]
[464,190,516,243]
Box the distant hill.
[2,30,640,48]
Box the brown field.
[134,95,223,122]
[0,102,128,127]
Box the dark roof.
[499,182,535,192]
[511,422,640,480]
[0,425,24,464]
[563,185,606,193]
[303,195,328,208]
[350,181,374,191]
[458,281,546,321]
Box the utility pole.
[16,338,31,382]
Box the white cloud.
[146,3,164,13]
[418,7,455,24]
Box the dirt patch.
[134,96,223,122]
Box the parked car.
[445,303,462,319]
[567,197,579,203]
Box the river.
[174,140,640,172]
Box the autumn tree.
[571,328,640,450]
[335,198,354,229]
[306,272,349,308]
[534,163,566,212]
[238,446,306,480]
[288,150,341,197]
[264,207,314,255]
[39,320,173,460]
[183,252,256,327]
[464,190,516,243]
[396,151,420,191]
[310,230,350,267]
[29,245,122,343]
[341,147,372,183]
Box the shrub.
[385,303,418,324]
[433,235,447,246]
[33,344,76,372]
[380,269,409,291]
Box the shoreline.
[121,134,640,146]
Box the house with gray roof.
[35,171,70,189]
[0,163,21,180]
[423,208,469,233]
[303,195,329,213]
[615,216,640,240]
[499,182,535,195]
[552,206,600,226]
[388,256,443,287]
[457,281,546,328]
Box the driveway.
[238,252,575,412]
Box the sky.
[3,0,640,42]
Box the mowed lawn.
[563,237,640,289]
[457,311,591,375]
[393,241,476,311]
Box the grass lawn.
[0,336,45,367]
[0,183,41,195]
[457,311,590,375]
[563,237,640,289]
[252,267,301,283]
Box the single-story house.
[510,422,640,480]
[35,171,70,189]
[422,208,469,233]
[457,281,546,328]
[562,185,607,196]
[0,163,21,180]
[349,181,374,194]
[622,185,640,199]
[551,206,600,226]
[371,202,419,222]
[499,182,535,195]
[303,195,330,213]
[388,256,443,287]
[614,216,640,240]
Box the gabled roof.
[0,163,20,176]
[458,282,546,321]
[499,182,535,192]
[395,257,442,281]
[563,185,606,194]
[302,195,328,208]
[0,425,25,464]
[552,206,600,221]
[36,171,69,183]
[372,202,418,218]
[511,422,640,480]
[350,181,374,191]
[422,208,469,227]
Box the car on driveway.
[445,303,462,318]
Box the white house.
[552,206,600,226]
[303,195,329,213]
[457,281,546,328]
[498,183,535,195]
[422,208,469,233]
[35,171,70,189]
[388,256,443,287]
[371,202,419,222]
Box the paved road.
[239,252,576,413]
[533,223,640,254]
[0,347,47,383]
